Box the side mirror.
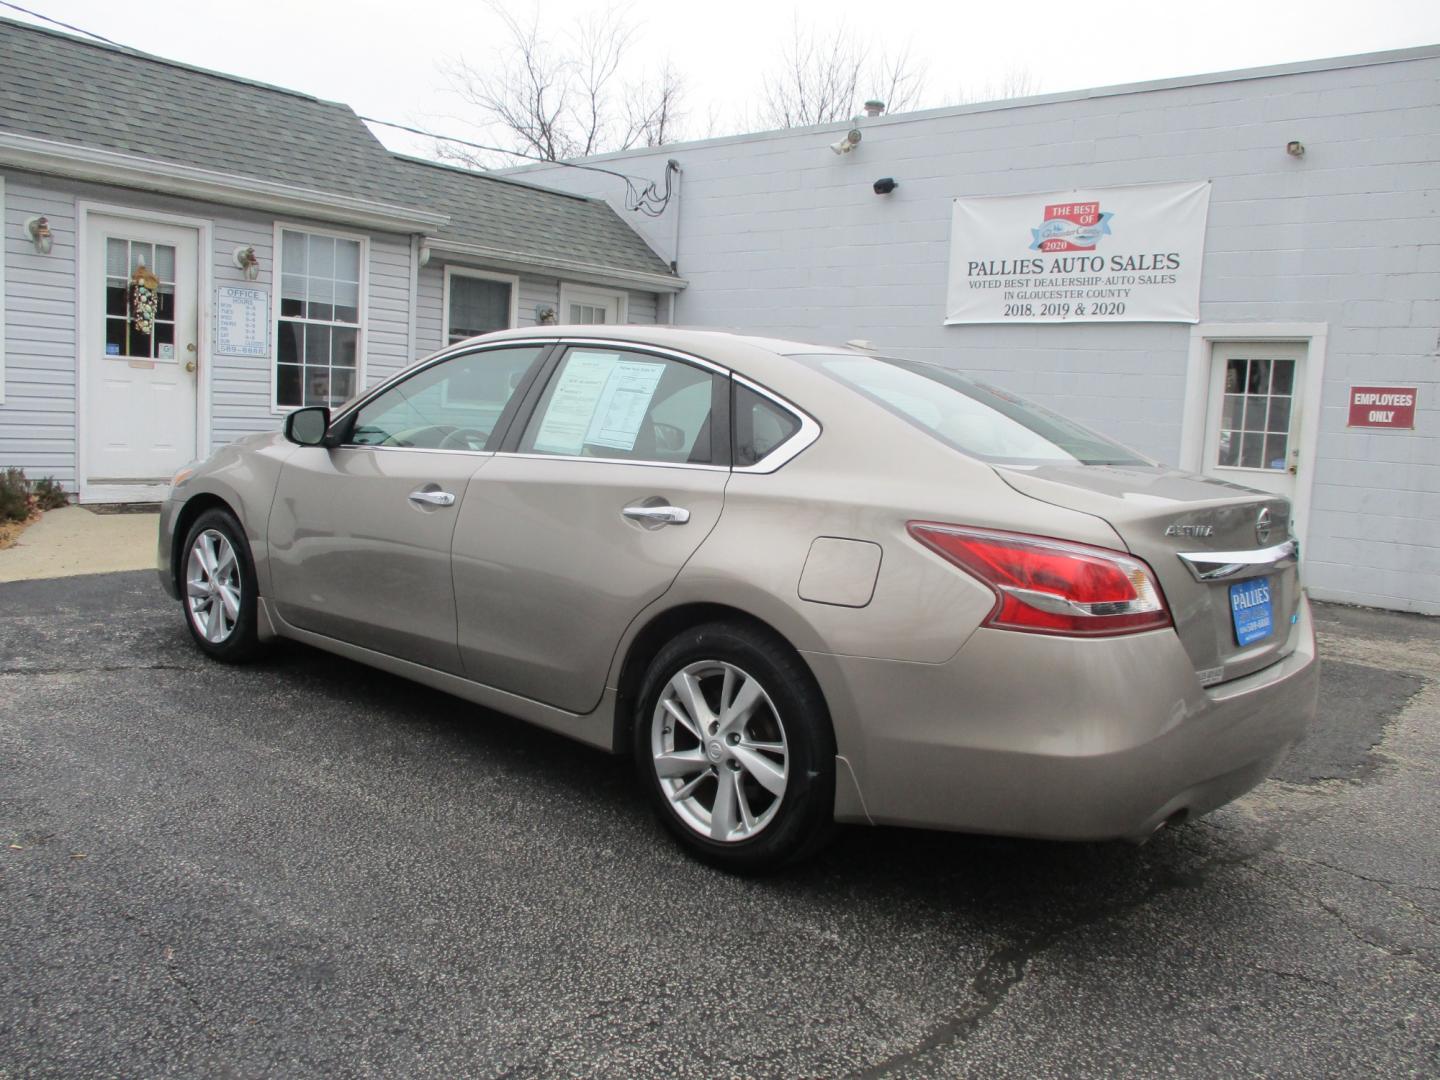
[284,406,331,446]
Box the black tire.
[633,621,835,872]
[178,507,263,663]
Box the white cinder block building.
[507,46,1440,615]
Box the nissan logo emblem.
[1256,508,1273,545]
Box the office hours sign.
[945,181,1211,325]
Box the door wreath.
[129,264,159,336]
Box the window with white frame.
[276,227,363,409]
[445,269,516,344]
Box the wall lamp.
[534,303,557,325]
[233,245,261,281]
[1286,140,1305,158]
[25,216,53,254]
[873,177,898,195]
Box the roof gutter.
[421,238,686,293]
[0,132,449,233]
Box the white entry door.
[1201,342,1305,501]
[82,214,201,502]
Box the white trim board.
[442,266,520,345]
[0,173,6,405]
[0,132,446,234]
[74,201,214,503]
[1180,322,1328,547]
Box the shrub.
[32,476,69,511]
[0,468,31,524]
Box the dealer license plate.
[1229,576,1274,646]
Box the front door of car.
[452,345,730,714]
[267,344,548,673]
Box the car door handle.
[622,504,690,526]
[409,489,456,507]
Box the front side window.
[277,229,363,409]
[800,353,1149,467]
[447,272,514,344]
[348,346,543,450]
[519,348,716,464]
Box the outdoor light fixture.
[829,128,862,155]
[25,216,53,254]
[1286,140,1306,157]
[232,245,260,281]
[873,177,898,195]
[534,303,557,325]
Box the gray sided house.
[0,18,679,504]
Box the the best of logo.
[1030,201,1114,252]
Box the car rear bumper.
[806,594,1319,840]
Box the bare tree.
[440,2,685,167]
[759,22,928,129]
[953,67,1041,105]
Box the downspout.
[407,234,421,365]
[668,159,682,324]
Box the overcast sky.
[5,0,1440,161]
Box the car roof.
[475,325,868,380]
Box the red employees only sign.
[1348,386,1418,429]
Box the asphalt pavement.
[2,572,1436,1078]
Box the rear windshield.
[797,353,1149,466]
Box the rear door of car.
[450,342,730,713]
[267,343,549,673]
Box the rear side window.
[519,347,717,464]
[799,353,1148,466]
[734,384,801,467]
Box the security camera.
[829,128,862,155]
[873,177,898,195]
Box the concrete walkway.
[0,506,159,583]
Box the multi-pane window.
[447,274,513,343]
[1217,357,1296,470]
[277,229,362,408]
[105,238,177,360]
[568,302,608,324]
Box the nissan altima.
[159,327,1318,871]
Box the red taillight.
[908,522,1172,637]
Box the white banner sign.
[945,181,1211,325]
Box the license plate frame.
[1229,576,1274,647]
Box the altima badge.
[1164,523,1214,537]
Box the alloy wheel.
[185,528,242,644]
[650,660,789,842]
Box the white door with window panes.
[277,228,363,409]
[558,283,625,325]
[445,268,516,344]
[82,213,199,502]
[1201,342,1304,501]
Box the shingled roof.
[0,17,408,203]
[383,155,674,280]
[0,17,677,284]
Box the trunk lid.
[995,464,1300,685]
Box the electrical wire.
[359,115,678,217]
[0,0,131,48]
